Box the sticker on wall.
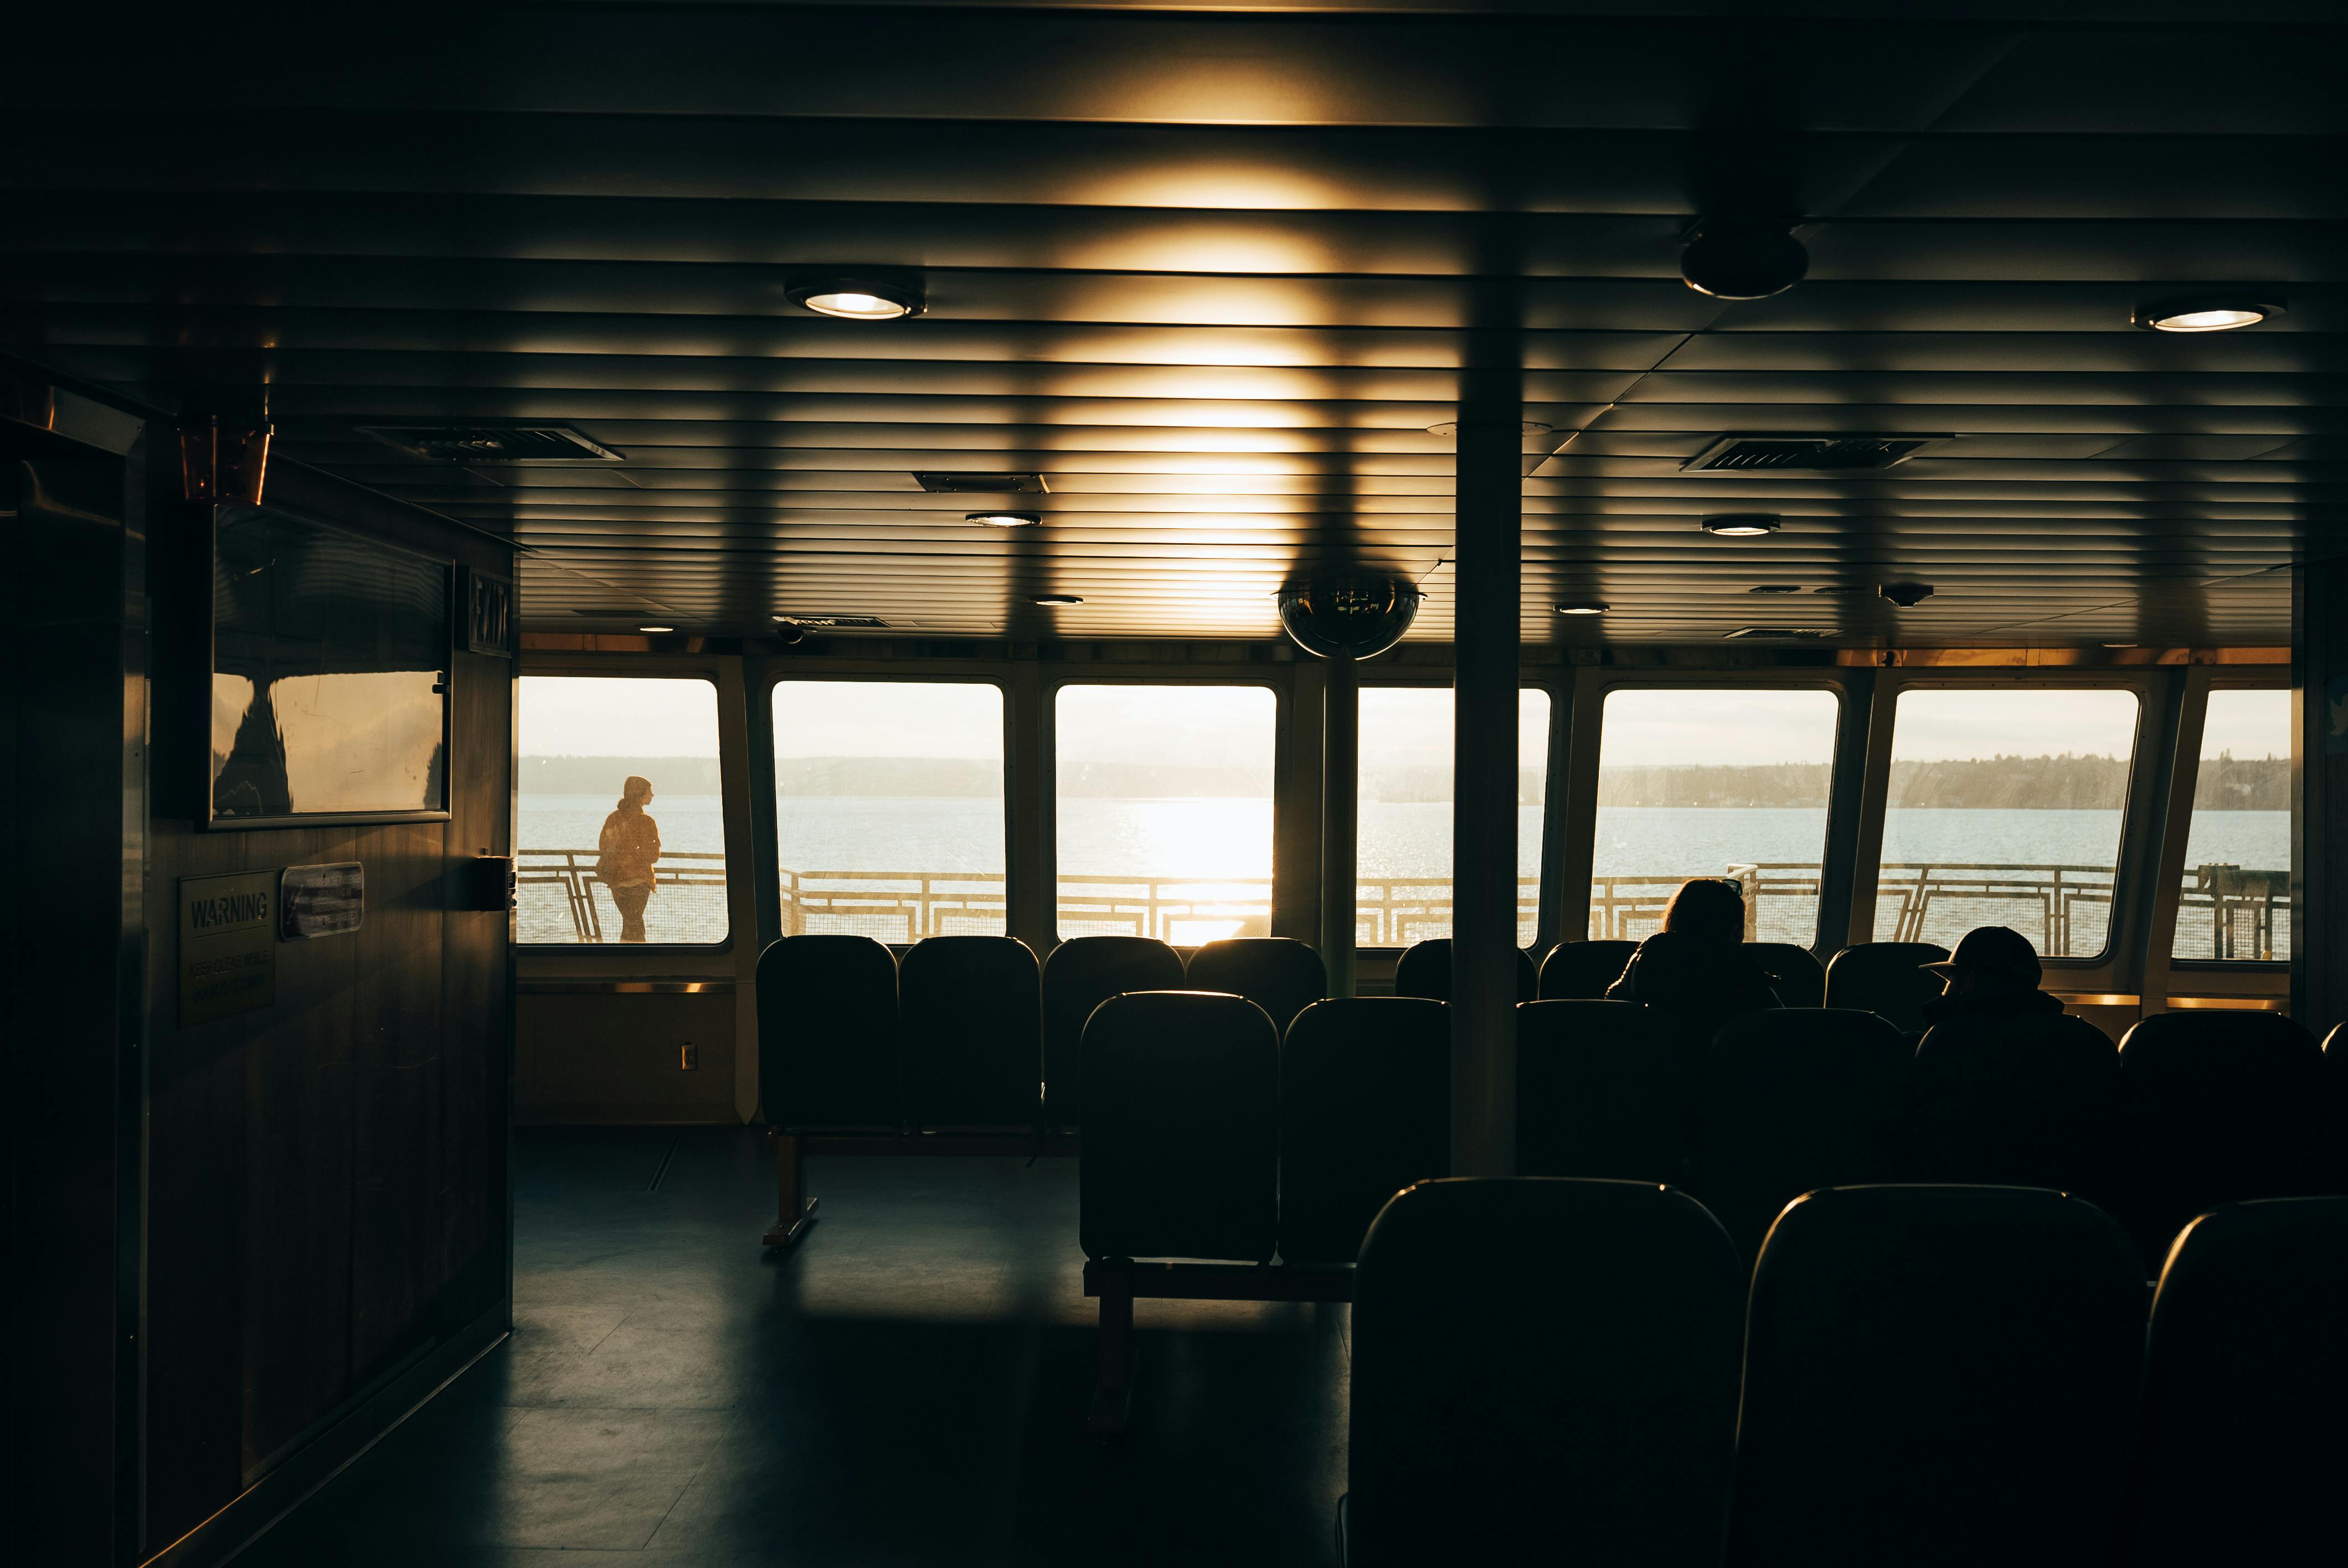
[281,862,364,939]
[179,870,276,1025]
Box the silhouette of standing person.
[596,775,662,942]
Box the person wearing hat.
[1919,925,2063,1027]
[595,774,663,942]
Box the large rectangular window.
[1055,684,1276,942]
[518,675,729,946]
[2172,688,2291,962]
[1873,687,2140,960]
[773,680,1007,940]
[1357,687,1551,947]
[1592,688,1841,945]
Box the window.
[1873,687,2140,960]
[1055,684,1276,942]
[2172,688,2291,962]
[517,675,729,946]
[773,680,1007,940]
[1592,688,1840,945]
[1357,687,1551,947]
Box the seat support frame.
[1080,1258,1354,1438]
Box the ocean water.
[515,793,2289,952]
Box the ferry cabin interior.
[8,2,2348,1564]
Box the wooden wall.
[141,463,513,1554]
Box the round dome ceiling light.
[1555,601,1609,616]
[1701,514,1783,537]
[1680,220,1809,301]
[2134,296,2282,333]
[966,511,1041,528]
[787,277,924,320]
[1033,594,1083,606]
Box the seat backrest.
[1078,991,1278,1262]
[1185,936,1326,1034]
[1536,938,1637,999]
[2119,1197,2348,1567]
[1687,1008,1911,1264]
[1822,941,1950,1033]
[895,935,1040,1130]
[2113,1011,2328,1265]
[1516,1000,1693,1183]
[1041,935,1183,1130]
[1278,998,1448,1263]
[1392,938,1537,1003]
[754,933,899,1131]
[1728,1185,2146,1568]
[1746,942,1824,1008]
[1912,1012,2120,1201]
[1347,1178,1744,1568]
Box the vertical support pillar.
[2293,560,2346,1029]
[1451,380,1522,1177]
[1321,654,1360,998]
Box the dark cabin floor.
[233,1129,1348,1566]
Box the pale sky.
[1599,688,1844,768]
[1358,687,1551,772]
[2200,688,2289,761]
[1057,683,1277,767]
[1889,688,2140,763]
[776,680,1003,760]
[520,675,722,756]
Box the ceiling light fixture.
[787,276,924,321]
[637,625,674,633]
[1556,601,1609,616]
[2134,296,2283,333]
[1702,514,1782,537]
[966,511,1041,528]
[1033,594,1083,606]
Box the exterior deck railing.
[514,849,2288,960]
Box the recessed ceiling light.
[1702,514,1782,537]
[787,277,923,321]
[2134,296,2283,333]
[1556,601,1609,616]
[966,511,1041,528]
[1033,594,1083,606]
[1427,420,1553,436]
[637,625,674,633]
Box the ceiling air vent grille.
[776,615,892,630]
[912,471,1049,494]
[361,424,623,463]
[1723,626,1830,641]
[1684,436,1945,473]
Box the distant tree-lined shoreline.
[521,752,2288,809]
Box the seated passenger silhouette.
[1604,878,1780,1041]
[1919,925,2062,1026]
[596,775,662,942]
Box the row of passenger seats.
[758,931,1326,1133]
[761,929,1948,1134]
[1079,992,2347,1270]
[1345,1179,2347,1568]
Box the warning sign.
[179,870,276,1025]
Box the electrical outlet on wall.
[679,1040,698,1071]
